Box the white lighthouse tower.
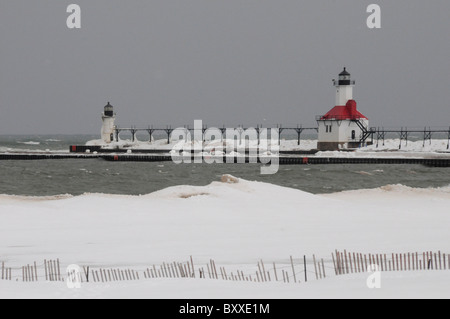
[335,67,354,106]
[317,68,370,151]
[101,102,116,144]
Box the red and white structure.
[317,68,369,151]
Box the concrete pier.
[1,151,449,167]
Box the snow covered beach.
[0,176,449,298]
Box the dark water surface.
[0,159,449,196]
[0,135,449,196]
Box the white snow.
[0,271,449,299]
[87,138,312,152]
[363,138,450,153]
[0,177,449,298]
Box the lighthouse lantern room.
[317,68,370,151]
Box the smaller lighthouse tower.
[101,102,116,144]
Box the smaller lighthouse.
[317,68,369,151]
[101,102,116,144]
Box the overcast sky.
[0,0,449,135]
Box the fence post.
[84,266,90,283]
[356,253,360,273]
[408,253,411,271]
[332,253,337,276]
[404,253,407,271]
[416,252,419,271]
[321,259,326,278]
[434,253,438,271]
[349,253,354,273]
[273,262,279,282]
[261,260,267,282]
[313,255,318,280]
[257,263,263,282]
[335,251,341,275]
[344,250,349,274]
[423,252,426,270]
[57,259,61,281]
[190,256,195,278]
[290,256,297,283]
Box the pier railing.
[113,125,319,146]
[106,124,450,150]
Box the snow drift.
[0,176,449,264]
[0,176,449,298]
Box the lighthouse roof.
[320,100,368,121]
[339,67,350,76]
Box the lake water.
[0,135,449,196]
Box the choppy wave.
[17,141,40,145]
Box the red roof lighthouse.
[321,100,368,121]
[317,68,370,151]
[321,67,368,121]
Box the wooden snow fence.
[332,250,450,275]
[0,251,448,284]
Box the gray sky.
[1,0,449,135]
